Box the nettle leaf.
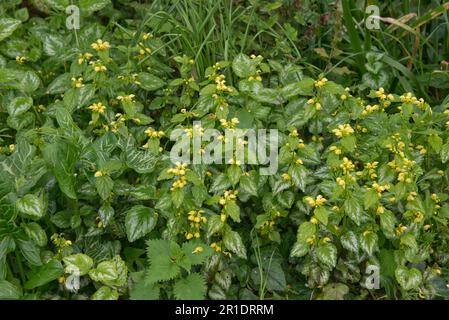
[364,189,379,209]
[137,73,165,91]
[395,266,422,291]
[42,141,78,200]
[146,239,181,283]
[340,231,358,253]
[223,229,247,259]
[316,243,337,269]
[224,200,240,222]
[232,53,256,78]
[0,18,21,42]
[290,240,309,258]
[297,221,316,243]
[95,175,114,200]
[290,165,307,192]
[92,286,119,300]
[314,206,329,225]
[441,142,449,163]
[125,205,158,242]
[380,211,396,238]
[181,241,213,266]
[239,172,258,196]
[99,202,114,227]
[24,259,64,290]
[63,253,94,276]
[343,197,362,226]
[88,255,128,287]
[130,272,160,300]
[227,165,241,186]
[0,280,22,299]
[209,173,231,193]
[17,239,42,266]
[360,232,378,256]
[7,96,32,117]
[23,222,47,247]
[16,193,46,220]
[173,273,207,300]
[207,215,224,236]
[171,188,185,208]
[79,0,111,14]
[318,283,349,300]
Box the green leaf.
[42,34,64,56]
[343,197,362,226]
[316,243,337,269]
[380,211,396,238]
[23,222,47,247]
[360,231,378,256]
[95,175,114,200]
[364,189,379,209]
[232,53,256,78]
[91,286,119,300]
[181,241,213,266]
[441,142,449,163]
[99,202,114,227]
[173,273,206,300]
[318,283,349,300]
[239,172,258,196]
[63,253,94,276]
[395,266,422,291]
[79,0,111,14]
[63,85,96,113]
[146,239,181,283]
[314,206,329,225]
[42,141,78,200]
[137,73,165,91]
[130,274,160,300]
[7,96,33,117]
[223,229,246,259]
[297,221,316,242]
[16,193,46,220]
[0,18,21,42]
[340,136,356,152]
[24,259,64,289]
[88,255,128,287]
[125,205,158,242]
[227,165,241,186]
[209,173,231,193]
[171,188,184,208]
[0,280,22,299]
[290,240,309,258]
[224,200,240,223]
[340,231,358,253]
[290,165,307,192]
[428,134,443,153]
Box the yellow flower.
[16,56,27,64]
[91,39,111,51]
[329,146,342,155]
[94,171,105,177]
[9,144,15,152]
[88,102,106,114]
[71,77,84,88]
[192,246,204,254]
[395,224,407,236]
[314,77,328,88]
[332,124,354,138]
[117,94,136,103]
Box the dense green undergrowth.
[1,0,449,300]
